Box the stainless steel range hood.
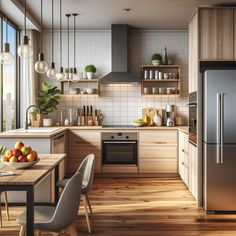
[100,24,140,84]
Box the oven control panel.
[101,132,138,141]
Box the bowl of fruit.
[132,119,146,127]
[1,141,39,169]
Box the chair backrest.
[78,154,95,193]
[45,172,82,231]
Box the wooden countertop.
[0,126,188,138]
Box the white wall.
[40,29,188,126]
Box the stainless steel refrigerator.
[203,67,236,212]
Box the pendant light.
[47,0,58,79]
[65,14,71,80]
[56,0,64,80]
[17,0,33,59]
[35,0,48,73]
[72,13,79,81]
[0,18,15,65]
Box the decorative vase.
[87,72,93,80]
[152,60,161,66]
[43,118,53,127]
[163,46,168,65]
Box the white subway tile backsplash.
[42,30,188,126]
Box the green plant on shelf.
[85,64,97,73]
[152,53,162,61]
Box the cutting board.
[142,108,163,125]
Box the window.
[0,13,18,132]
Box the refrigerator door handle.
[220,93,224,164]
[216,93,221,164]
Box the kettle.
[166,117,175,127]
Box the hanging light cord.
[67,15,70,70]
[24,0,26,36]
[51,0,54,62]
[73,15,76,69]
[6,18,8,43]
[40,0,42,52]
[60,0,62,68]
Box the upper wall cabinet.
[199,9,234,60]
[189,8,235,93]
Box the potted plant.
[37,83,61,127]
[152,53,162,65]
[85,64,96,80]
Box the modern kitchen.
[1,0,236,235]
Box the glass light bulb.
[47,67,58,79]
[0,52,15,65]
[72,72,79,82]
[17,44,33,59]
[35,60,49,74]
[56,71,65,81]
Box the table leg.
[26,186,34,236]
[55,164,59,203]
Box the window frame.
[0,11,19,132]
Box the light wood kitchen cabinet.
[188,142,198,199]
[199,9,234,60]
[188,11,198,93]
[178,131,189,186]
[139,130,178,174]
[51,132,66,181]
[189,8,235,92]
[68,130,101,174]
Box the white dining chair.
[57,154,95,233]
[17,172,83,236]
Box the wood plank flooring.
[1,178,236,235]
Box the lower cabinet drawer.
[139,158,177,173]
[139,145,177,159]
[68,158,101,174]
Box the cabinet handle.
[182,149,184,152]
[182,161,184,165]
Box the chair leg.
[68,222,78,236]
[85,193,93,214]
[82,195,91,233]
[0,201,2,228]
[3,192,9,221]
[19,225,25,236]
[35,230,41,236]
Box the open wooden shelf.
[59,79,100,96]
[141,65,181,97]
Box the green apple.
[9,156,18,162]
[21,146,31,156]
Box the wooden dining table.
[0,154,66,236]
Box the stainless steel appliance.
[202,61,236,212]
[101,132,138,165]
[165,105,176,127]
[189,92,197,146]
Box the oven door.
[102,140,137,165]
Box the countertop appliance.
[101,132,138,165]
[165,105,176,127]
[201,61,236,212]
[189,92,197,146]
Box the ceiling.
[3,0,236,30]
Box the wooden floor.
[1,178,236,236]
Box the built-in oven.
[189,91,197,145]
[101,132,138,165]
